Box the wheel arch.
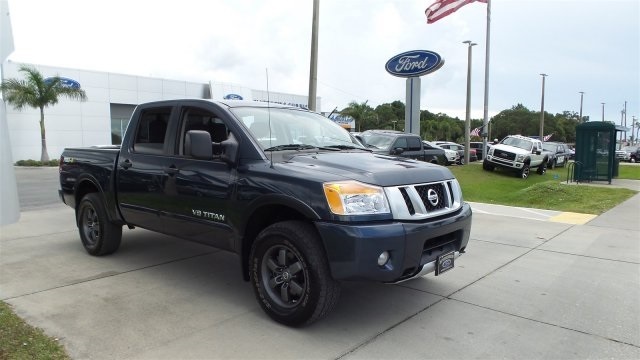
[239,196,323,281]
[74,175,121,225]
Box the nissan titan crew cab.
[482,135,548,179]
[59,99,472,326]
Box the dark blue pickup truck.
[59,99,471,326]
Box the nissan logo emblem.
[427,189,439,206]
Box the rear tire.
[77,193,122,256]
[537,162,547,175]
[250,221,340,327]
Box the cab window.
[133,107,171,155]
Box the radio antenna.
[266,68,274,168]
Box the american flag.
[470,127,481,137]
[543,133,553,142]
[425,0,488,24]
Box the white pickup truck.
[482,135,548,179]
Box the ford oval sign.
[223,93,243,100]
[385,50,444,78]
[44,77,81,89]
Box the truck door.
[393,136,423,160]
[116,106,175,231]
[159,104,234,250]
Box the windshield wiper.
[320,145,365,150]
[263,144,316,151]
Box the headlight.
[516,154,525,162]
[323,181,390,215]
[488,148,494,156]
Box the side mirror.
[219,133,239,165]
[185,130,212,160]
[392,147,405,155]
[535,149,542,155]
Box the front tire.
[482,160,494,171]
[250,221,340,327]
[77,193,122,256]
[519,164,531,179]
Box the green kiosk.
[573,122,626,184]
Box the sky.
[4,0,640,125]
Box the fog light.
[377,251,390,266]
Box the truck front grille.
[385,180,462,220]
[494,150,516,161]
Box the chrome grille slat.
[384,180,462,220]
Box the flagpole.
[481,0,491,159]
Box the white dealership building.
[1,61,320,162]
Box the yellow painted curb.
[549,212,598,225]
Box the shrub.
[14,159,59,167]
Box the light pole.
[463,40,477,164]
[579,91,584,122]
[539,73,547,140]
[601,102,605,122]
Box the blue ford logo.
[385,50,444,77]
[44,77,81,89]
[442,259,452,268]
[223,93,243,100]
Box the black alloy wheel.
[250,221,340,326]
[77,193,122,256]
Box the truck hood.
[276,151,454,187]
[491,144,530,155]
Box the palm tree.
[1,65,87,162]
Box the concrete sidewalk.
[1,195,639,359]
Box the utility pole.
[623,101,627,143]
[308,0,319,111]
[578,91,584,123]
[463,40,476,164]
[539,74,547,140]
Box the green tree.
[340,101,376,131]
[1,65,87,161]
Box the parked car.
[424,140,458,165]
[58,100,472,326]
[360,130,447,165]
[469,141,492,160]
[542,141,572,169]
[483,135,548,179]
[616,146,639,162]
[631,147,640,163]
[435,141,477,164]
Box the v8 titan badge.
[436,251,455,275]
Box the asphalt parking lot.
[1,167,639,359]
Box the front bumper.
[315,203,472,283]
[485,155,524,170]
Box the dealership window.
[111,118,130,145]
[110,103,136,145]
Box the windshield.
[542,143,556,152]
[361,133,394,150]
[230,107,365,151]
[502,137,533,151]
